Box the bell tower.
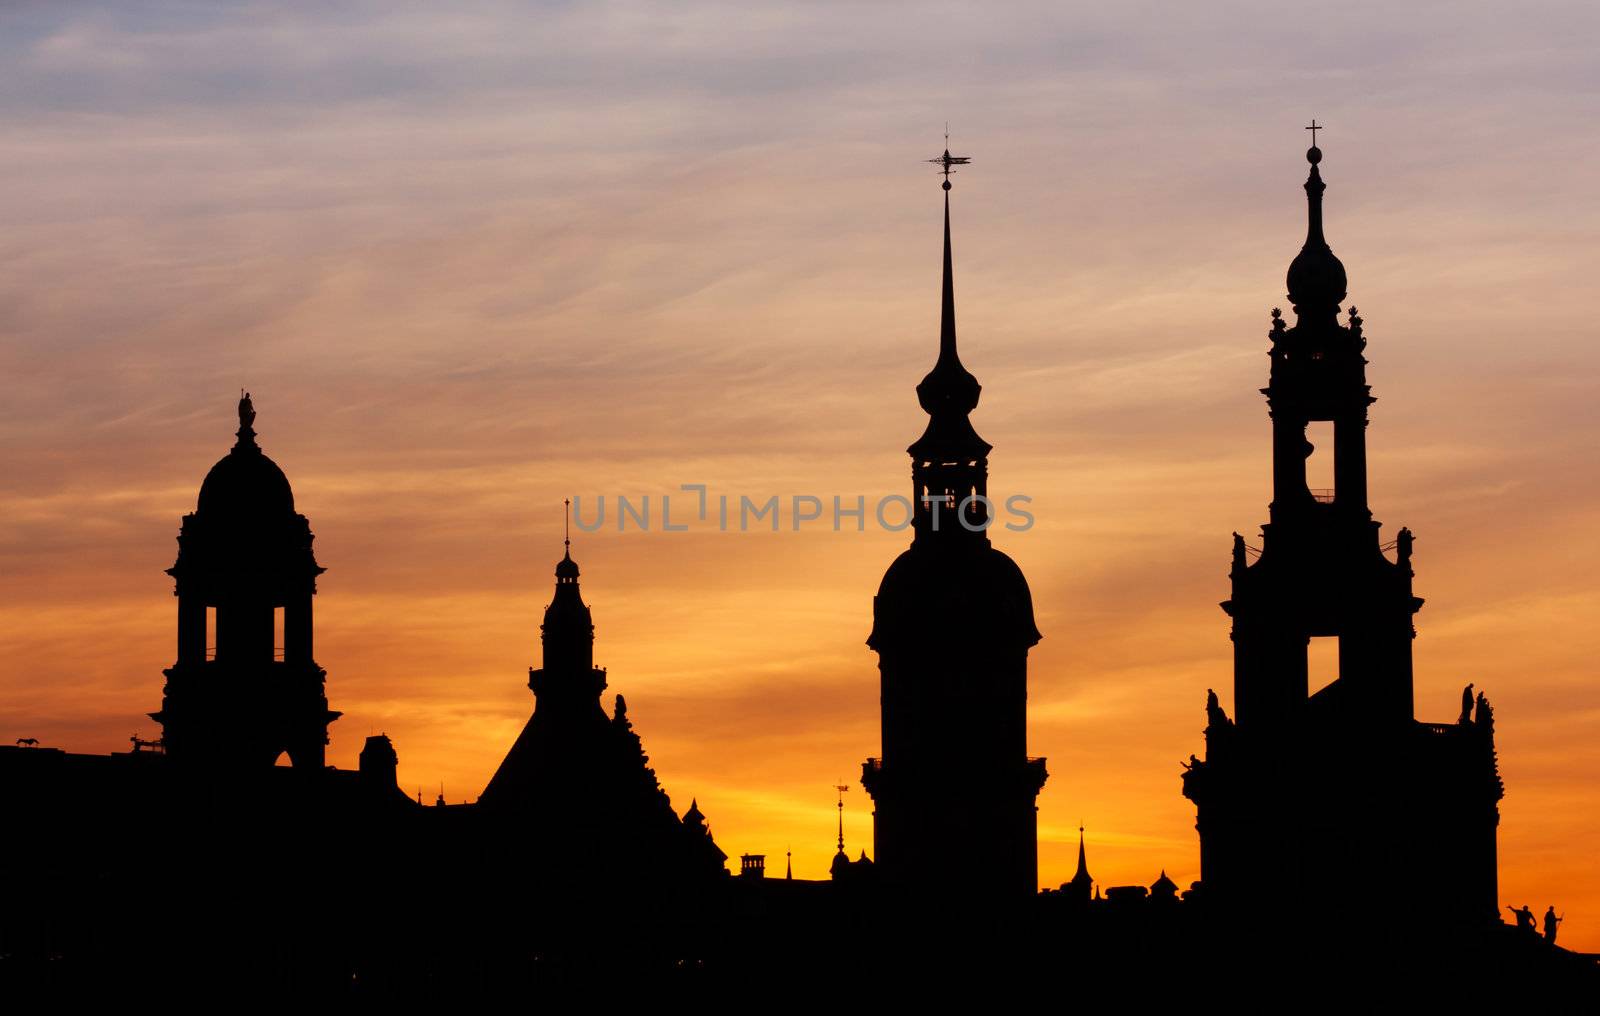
[861,145,1046,900]
[1183,134,1502,930]
[1233,134,1418,730]
[151,394,339,769]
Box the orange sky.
[2,2,1598,949]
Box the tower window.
[1305,420,1334,501]
[1308,636,1339,698]
[206,606,217,661]
[274,607,284,661]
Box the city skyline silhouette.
[3,4,1600,980]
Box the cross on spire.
[1306,119,1323,148]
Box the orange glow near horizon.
[2,2,1598,952]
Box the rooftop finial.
[1306,118,1323,153]
[564,497,571,556]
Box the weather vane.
[927,124,970,191]
[1306,119,1323,147]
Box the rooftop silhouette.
[0,133,1594,1002]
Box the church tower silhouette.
[478,527,726,882]
[1182,137,1503,929]
[478,534,616,811]
[151,394,340,768]
[862,149,1046,899]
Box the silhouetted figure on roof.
[1459,683,1474,724]
[238,389,256,432]
[1205,689,1231,730]
[1508,905,1536,933]
[1543,907,1562,944]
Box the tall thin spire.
[940,189,956,363]
[925,133,972,385]
[910,135,987,462]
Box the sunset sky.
[3,2,1598,948]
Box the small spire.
[555,499,580,582]
[786,848,793,880]
[834,782,850,855]
[1065,823,1093,900]
[1303,132,1328,250]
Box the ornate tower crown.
[1285,124,1348,325]
[540,504,595,679]
[906,139,995,540]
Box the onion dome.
[1285,143,1348,322]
